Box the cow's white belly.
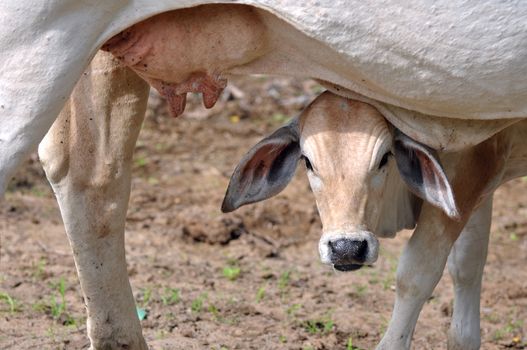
[2,0,527,121]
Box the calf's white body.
[224,92,527,349]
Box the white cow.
[1,2,527,349]
[223,91,527,349]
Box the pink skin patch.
[162,85,187,118]
[102,5,270,118]
[152,72,227,118]
[102,31,228,118]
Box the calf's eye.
[303,156,314,171]
[378,151,392,169]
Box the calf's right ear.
[221,121,301,212]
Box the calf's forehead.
[299,94,391,168]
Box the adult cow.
[224,92,527,349]
[1,1,527,349]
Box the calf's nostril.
[328,238,369,264]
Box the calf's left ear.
[221,121,301,213]
[393,130,460,220]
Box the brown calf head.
[223,92,459,271]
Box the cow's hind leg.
[38,51,149,350]
[447,196,492,350]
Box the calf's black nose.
[329,238,368,265]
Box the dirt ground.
[1,75,526,350]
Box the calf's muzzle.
[329,238,368,266]
[319,230,379,271]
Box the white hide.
[320,84,522,152]
[1,0,527,193]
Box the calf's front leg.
[377,135,504,350]
[377,197,491,350]
[38,51,149,350]
[447,196,492,350]
[376,205,466,350]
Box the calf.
[223,91,527,349]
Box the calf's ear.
[222,121,301,213]
[393,130,460,219]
